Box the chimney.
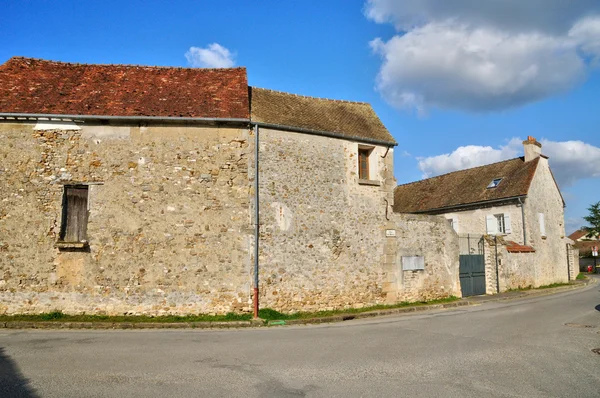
[523,136,542,162]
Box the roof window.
[487,178,502,189]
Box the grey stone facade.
[0,120,461,315]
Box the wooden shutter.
[452,216,459,233]
[62,186,89,242]
[504,213,512,234]
[486,215,497,234]
[538,213,546,237]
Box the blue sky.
[2,0,599,234]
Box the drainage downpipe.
[495,235,500,294]
[253,124,260,318]
[517,197,527,245]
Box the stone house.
[0,57,461,315]
[394,137,577,294]
[568,229,599,242]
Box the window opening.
[495,214,506,234]
[487,178,502,188]
[59,185,89,243]
[358,148,370,180]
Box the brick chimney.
[523,136,542,162]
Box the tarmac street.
[0,279,599,398]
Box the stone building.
[0,57,460,315]
[394,137,576,294]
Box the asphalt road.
[1,280,599,398]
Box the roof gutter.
[1,114,397,147]
[0,113,250,125]
[253,121,397,147]
[409,195,528,215]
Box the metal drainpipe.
[518,197,527,245]
[253,124,260,318]
[495,235,500,293]
[566,244,571,281]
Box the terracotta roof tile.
[506,241,536,253]
[250,87,396,145]
[394,157,540,213]
[0,57,249,119]
[567,229,598,241]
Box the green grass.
[0,296,460,324]
[536,282,572,289]
[0,311,252,323]
[258,296,460,321]
[576,273,587,280]
[507,281,574,292]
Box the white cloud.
[417,138,521,178]
[365,0,600,34]
[185,43,235,68]
[417,138,600,188]
[540,139,600,186]
[365,1,600,112]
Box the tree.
[583,201,600,237]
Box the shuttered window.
[538,213,546,237]
[59,185,89,243]
[486,213,511,235]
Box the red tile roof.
[0,57,249,119]
[394,157,540,213]
[505,241,536,253]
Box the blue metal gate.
[459,235,486,297]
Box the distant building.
[394,137,576,292]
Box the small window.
[358,148,371,180]
[486,213,511,235]
[59,185,89,244]
[487,178,502,188]
[495,214,506,234]
[538,213,546,237]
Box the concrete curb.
[0,277,594,330]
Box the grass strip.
[0,311,252,323]
[0,297,460,323]
[258,296,460,321]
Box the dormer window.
[487,178,502,189]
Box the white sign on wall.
[385,229,396,237]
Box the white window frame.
[486,213,511,235]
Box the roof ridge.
[5,56,247,72]
[396,156,524,188]
[251,86,369,105]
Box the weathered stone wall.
[523,157,569,285]
[256,128,396,312]
[483,237,537,292]
[385,214,461,302]
[1,120,463,315]
[0,121,253,315]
